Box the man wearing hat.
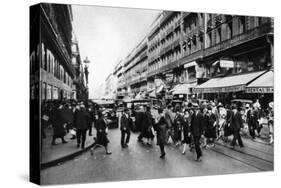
[230,104,244,149]
[73,103,90,149]
[120,108,131,148]
[190,103,204,161]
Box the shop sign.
[246,87,274,93]
[220,60,234,68]
[194,85,245,93]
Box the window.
[226,22,233,39]
[41,82,46,100]
[216,27,221,44]
[206,32,212,48]
[46,84,52,100]
[256,17,263,26]
[187,66,196,80]
[238,17,246,34]
[41,43,46,69]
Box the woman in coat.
[91,111,112,155]
[51,104,67,145]
[155,108,168,158]
[181,109,191,154]
[173,108,184,146]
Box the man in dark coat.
[138,106,154,145]
[120,108,131,148]
[62,103,74,133]
[73,104,90,149]
[190,103,204,161]
[51,104,67,145]
[87,107,94,136]
[230,104,244,149]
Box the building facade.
[112,11,273,104]
[30,4,86,101]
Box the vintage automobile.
[92,99,118,129]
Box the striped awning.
[194,71,266,93]
[246,70,273,93]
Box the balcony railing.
[204,22,273,57]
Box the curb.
[41,143,95,170]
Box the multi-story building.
[104,73,117,99]
[194,14,273,106]
[30,4,86,101]
[113,10,273,105]
[122,37,148,98]
[115,60,126,99]
[71,33,87,100]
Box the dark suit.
[120,113,131,146]
[190,111,204,158]
[230,111,244,147]
[74,108,90,149]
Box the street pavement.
[41,128,273,185]
[41,126,95,164]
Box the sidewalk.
[41,127,96,169]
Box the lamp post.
[83,57,90,99]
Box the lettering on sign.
[246,87,274,93]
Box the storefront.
[193,70,268,104]
[245,70,273,108]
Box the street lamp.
[83,56,90,100]
[83,56,90,85]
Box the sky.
[71,5,160,99]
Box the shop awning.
[194,71,266,93]
[246,70,273,93]
[172,83,196,95]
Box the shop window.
[41,82,46,101]
[46,84,52,100]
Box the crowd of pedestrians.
[122,98,274,161]
[41,98,274,162]
[41,100,112,155]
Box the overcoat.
[73,108,90,130]
[52,108,66,137]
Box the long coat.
[173,114,184,141]
[120,114,131,131]
[142,111,154,139]
[73,108,90,130]
[52,108,66,137]
[182,114,191,143]
[190,112,204,137]
[155,115,168,145]
[61,107,73,124]
[95,118,109,146]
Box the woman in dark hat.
[173,107,184,146]
[155,108,168,158]
[90,111,112,155]
[51,104,68,145]
[181,109,191,154]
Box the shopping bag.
[70,129,76,136]
[42,114,49,121]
